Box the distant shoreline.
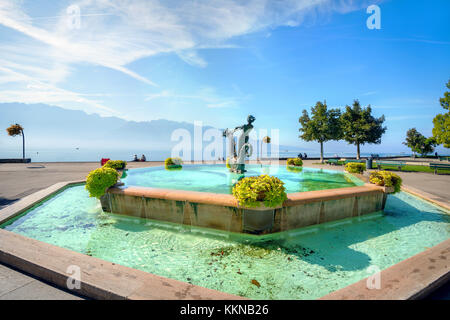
[1,155,448,164]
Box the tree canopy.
[340,100,386,159]
[439,79,449,110]
[299,101,341,162]
[432,80,450,148]
[6,124,23,136]
[404,128,437,156]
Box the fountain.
[223,115,255,173]
[78,116,398,235]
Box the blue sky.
[0,0,449,154]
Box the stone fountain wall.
[100,185,389,235]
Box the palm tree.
[6,124,25,159]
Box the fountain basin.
[1,183,448,300]
[101,164,389,234]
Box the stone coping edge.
[320,238,450,300]
[401,184,450,212]
[0,229,243,300]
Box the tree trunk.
[356,142,360,160]
[320,141,324,164]
[21,130,25,160]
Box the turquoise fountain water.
[121,164,364,193]
[2,184,449,299]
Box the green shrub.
[85,167,119,198]
[345,162,366,174]
[103,160,127,170]
[287,158,303,167]
[369,171,402,193]
[286,165,303,173]
[232,175,287,208]
[165,157,183,169]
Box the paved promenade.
[0,161,164,209]
[0,160,448,299]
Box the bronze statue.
[223,115,255,173]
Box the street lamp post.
[260,136,271,162]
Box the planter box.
[165,165,182,170]
[242,208,275,234]
[370,184,395,194]
[286,165,303,172]
[238,202,282,211]
[381,186,395,194]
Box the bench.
[375,161,406,171]
[439,156,450,161]
[429,162,450,174]
[344,159,366,164]
[326,159,340,165]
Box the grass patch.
[315,161,450,174]
[373,163,450,174]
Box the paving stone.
[0,278,83,300]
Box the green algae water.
[121,164,364,194]
[2,185,449,299]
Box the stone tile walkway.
[0,263,84,300]
[0,160,448,299]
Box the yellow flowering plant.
[85,167,119,198]
[226,157,231,169]
[369,171,402,193]
[165,157,183,169]
[103,160,127,170]
[287,158,303,167]
[345,162,366,174]
[232,175,287,208]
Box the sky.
[0,0,449,154]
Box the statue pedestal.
[230,163,246,174]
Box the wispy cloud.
[206,101,237,108]
[0,66,120,116]
[0,0,370,115]
[361,91,377,96]
[145,87,246,109]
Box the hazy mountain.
[0,103,214,150]
[0,103,308,161]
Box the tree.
[299,101,341,163]
[420,137,437,156]
[6,124,26,159]
[404,128,437,157]
[340,100,386,159]
[432,79,450,148]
